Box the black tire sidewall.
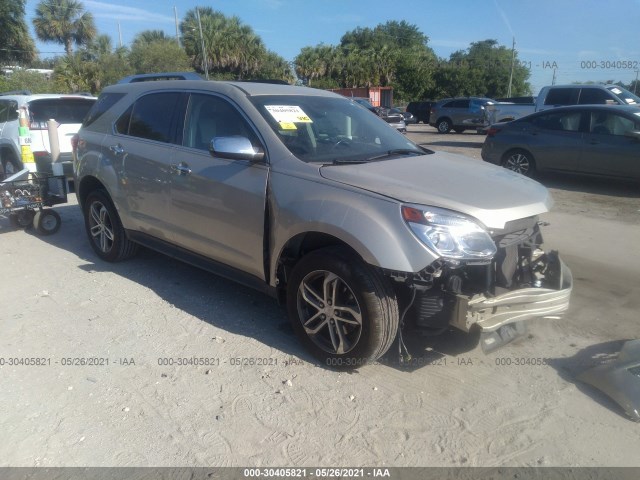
[286,247,396,368]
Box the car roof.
[542,84,617,89]
[533,104,640,113]
[102,80,339,99]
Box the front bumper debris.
[451,254,573,333]
[578,340,640,422]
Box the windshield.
[607,85,640,105]
[250,95,422,163]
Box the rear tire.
[84,189,138,262]
[502,149,536,177]
[436,118,452,134]
[287,246,399,369]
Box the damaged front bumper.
[451,253,573,333]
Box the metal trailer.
[0,170,67,235]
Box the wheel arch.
[77,175,109,209]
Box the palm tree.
[132,30,173,47]
[33,0,96,56]
[0,0,37,64]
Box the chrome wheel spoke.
[303,311,328,334]
[333,305,362,325]
[301,282,324,310]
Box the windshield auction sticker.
[265,105,313,130]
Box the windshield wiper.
[365,149,423,161]
[331,158,368,165]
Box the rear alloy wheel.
[287,246,399,368]
[437,118,452,134]
[84,190,138,262]
[502,149,536,177]
[34,209,61,236]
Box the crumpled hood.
[320,151,553,230]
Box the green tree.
[0,70,56,93]
[53,52,99,92]
[180,7,291,81]
[437,40,531,98]
[294,21,438,102]
[129,37,191,74]
[0,0,37,65]
[33,0,96,56]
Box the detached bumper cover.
[452,255,573,333]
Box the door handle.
[170,162,192,175]
[109,144,125,156]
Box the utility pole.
[634,70,639,94]
[196,7,209,80]
[174,6,180,47]
[507,37,515,98]
[118,22,123,48]
[552,68,557,85]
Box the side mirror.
[209,136,265,162]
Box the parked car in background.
[406,101,435,124]
[481,105,640,180]
[375,107,407,133]
[0,91,96,178]
[429,97,498,133]
[74,77,571,366]
[391,107,416,125]
[352,97,377,113]
[485,84,640,127]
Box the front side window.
[250,95,422,163]
[589,111,638,136]
[119,92,182,143]
[183,93,260,151]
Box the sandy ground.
[1,127,639,467]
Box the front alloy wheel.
[287,246,399,368]
[297,270,363,355]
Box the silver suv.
[74,79,572,367]
[0,91,96,178]
[429,97,498,133]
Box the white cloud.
[83,1,174,24]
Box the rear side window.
[532,111,582,132]
[451,99,470,108]
[83,92,125,127]
[120,92,182,143]
[544,88,580,106]
[27,98,96,129]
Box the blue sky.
[24,0,640,95]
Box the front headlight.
[402,205,497,261]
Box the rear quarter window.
[83,93,125,128]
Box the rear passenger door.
[112,91,186,240]
[170,93,269,280]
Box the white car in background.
[0,91,96,178]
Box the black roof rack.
[117,72,203,84]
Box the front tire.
[287,246,399,368]
[502,149,536,177]
[84,190,138,262]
